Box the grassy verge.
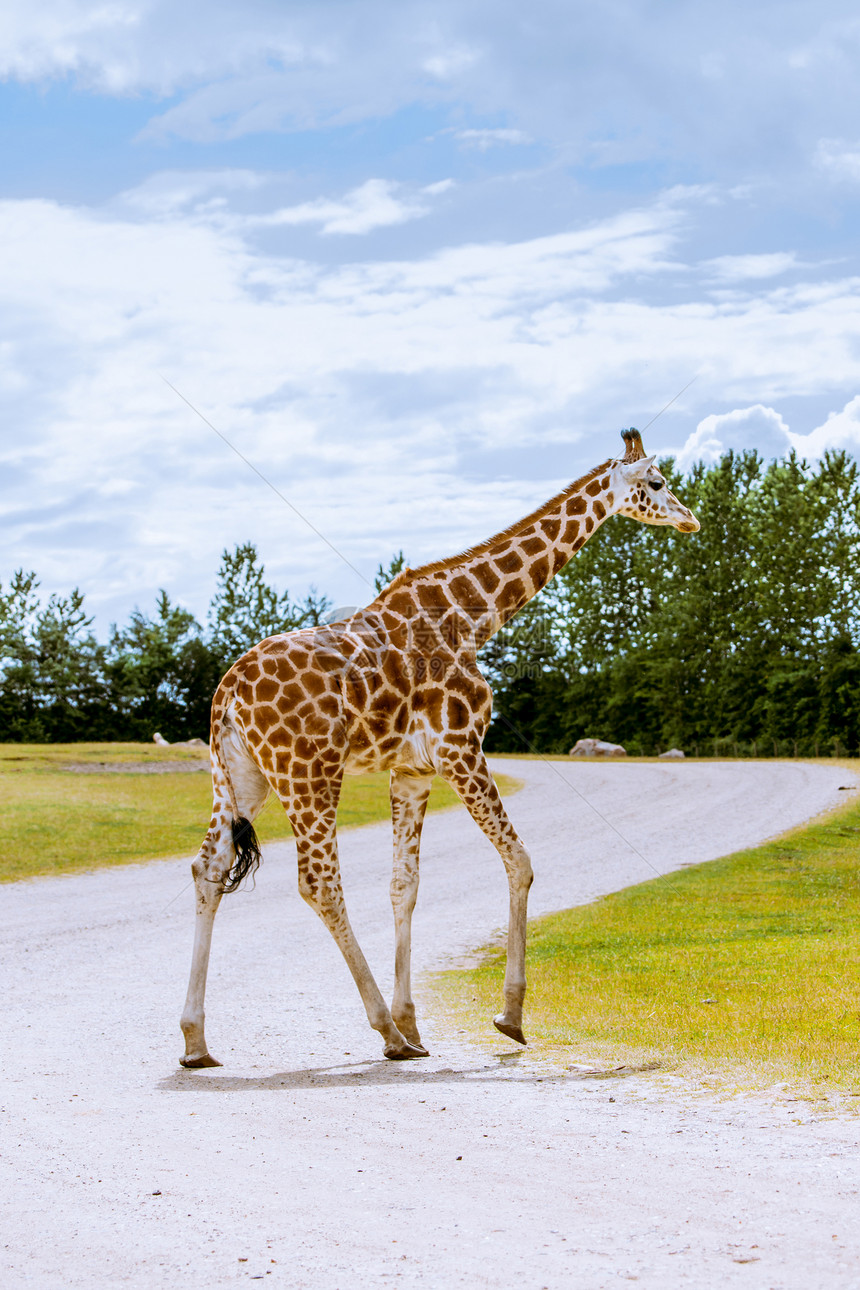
[438,780,860,1096]
[0,744,521,882]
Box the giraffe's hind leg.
[179,840,227,1069]
[179,728,269,1069]
[389,769,434,1054]
[287,771,427,1060]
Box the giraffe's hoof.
[493,1015,527,1046]
[383,1040,429,1060]
[393,1020,428,1051]
[179,1052,223,1068]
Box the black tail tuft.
[223,817,263,893]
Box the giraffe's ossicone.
[179,428,699,1067]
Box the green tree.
[374,550,407,593]
[484,448,860,756]
[0,572,107,741]
[31,590,107,741]
[6,450,860,751]
[647,451,765,747]
[0,570,44,739]
[209,542,291,662]
[105,592,216,741]
[208,542,331,668]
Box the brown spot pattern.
[189,437,697,1063]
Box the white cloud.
[675,397,860,470]
[7,4,860,635]
[702,252,798,282]
[117,172,454,236]
[0,0,858,189]
[4,180,860,626]
[422,179,455,196]
[0,0,144,85]
[423,45,480,80]
[1,186,683,624]
[118,168,270,216]
[453,128,531,149]
[787,395,860,458]
[675,405,791,470]
[815,138,860,181]
[250,178,437,236]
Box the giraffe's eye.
[649,480,664,491]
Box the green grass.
[440,778,860,1095]
[0,743,521,882]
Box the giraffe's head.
[612,428,700,533]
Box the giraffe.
[179,427,699,1067]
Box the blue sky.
[4,0,860,627]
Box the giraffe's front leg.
[491,831,534,1046]
[437,743,534,1045]
[297,851,426,1059]
[389,769,434,1054]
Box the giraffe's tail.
[209,695,266,894]
[223,816,263,893]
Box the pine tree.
[374,550,407,593]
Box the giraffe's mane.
[382,460,614,589]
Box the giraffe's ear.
[619,454,657,481]
[620,427,647,462]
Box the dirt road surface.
[2,759,859,1288]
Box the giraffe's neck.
[373,461,618,649]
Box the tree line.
[482,449,860,757]
[3,450,860,753]
[0,544,332,742]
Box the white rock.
[569,738,627,758]
[152,733,208,750]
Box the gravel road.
[2,758,859,1289]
